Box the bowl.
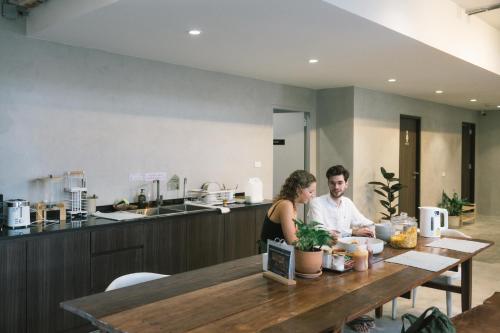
[337,237,384,254]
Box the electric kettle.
[418,206,448,238]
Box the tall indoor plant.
[368,167,404,220]
[293,219,332,274]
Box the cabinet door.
[27,232,91,333]
[0,240,26,333]
[186,212,224,270]
[91,248,144,292]
[224,208,256,261]
[144,216,187,275]
[255,204,271,253]
[90,224,145,293]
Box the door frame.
[461,122,475,202]
[399,115,421,217]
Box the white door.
[273,111,307,220]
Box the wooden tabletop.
[61,237,493,333]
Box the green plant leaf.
[380,200,390,208]
[384,172,395,180]
[390,183,404,191]
[368,181,386,186]
[374,189,386,197]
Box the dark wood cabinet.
[224,208,256,261]
[186,212,224,270]
[255,204,271,253]
[90,224,145,293]
[144,216,187,275]
[27,232,91,333]
[0,239,26,333]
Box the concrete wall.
[353,87,478,221]
[0,20,316,205]
[316,87,354,197]
[477,111,500,217]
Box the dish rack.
[188,189,235,205]
[64,171,88,217]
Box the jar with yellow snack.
[390,219,417,249]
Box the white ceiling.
[28,0,500,111]
[451,0,500,30]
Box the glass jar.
[353,244,369,271]
[390,215,418,249]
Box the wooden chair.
[461,203,476,225]
[452,292,500,332]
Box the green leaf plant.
[368,167,404,219]
[438,191,469,216]
[293,219,332,252]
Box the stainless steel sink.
[126,204,214,217]
[163,204,214,212]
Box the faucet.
[154,180,162,207]
[183,177,187,203]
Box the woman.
[260,170,316,246]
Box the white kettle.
[419,206,448,238]
[245,177,263,203]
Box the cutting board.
[93,211,145,221]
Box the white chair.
[105,272,168,291]
[90,272,169,332]
[391,229,471,319]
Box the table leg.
[461,258,472,312]
[375,306,383,318]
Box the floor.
[345,215,500,332]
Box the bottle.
[367,243,374,269]
[353,244,368,272]
[138,189,147,208]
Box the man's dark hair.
[326,165,350,181]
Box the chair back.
[106,272,168,291]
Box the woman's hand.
[352,227,374,237]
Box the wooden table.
[61,237,492,333]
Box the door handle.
[413,171,420,175]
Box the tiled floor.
[345,215,500,332]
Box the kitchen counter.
[0,200,272,240]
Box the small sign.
[144,172,167,181]
[273,139,285,145]
[267,239,295,280]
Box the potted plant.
[438,191,469,228]
[368,167,404,220]
[293,219,332,274]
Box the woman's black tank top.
[260,202,285,243]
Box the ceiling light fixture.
[469,99,477,102]
[435,90,443,94]
[308,59,319,64]
[497,105,500,108]
[188,29,202,36]
[388,78,397,82]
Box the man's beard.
[330,189,344,199]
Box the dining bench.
[451,292,500,332]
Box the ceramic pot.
[295,249,323,274]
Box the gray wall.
[477,111,500,217]
[317,87,479,221]
[0,19,316,205]
[316,87,354,197]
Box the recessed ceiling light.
[469,99,477,102]
[188,29,202,36]
[388,78,397,82]
[435,90,443,94]
[308,59,319,64]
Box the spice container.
[353,244,368,271]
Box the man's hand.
[330,229,341,241]
[352,227,374,237]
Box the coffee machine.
[4,199,31,228]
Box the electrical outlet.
[254,161,262,168]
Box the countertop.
[0,201,272,240]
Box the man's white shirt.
[308,194,373,236]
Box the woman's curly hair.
[275,170,316,204]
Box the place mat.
[425,238,489,253]
[385,250,459,272]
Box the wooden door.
[399,116,421,218]
[0,240,26,333]
[461,123,475,202]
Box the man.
[308,165,374,239]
